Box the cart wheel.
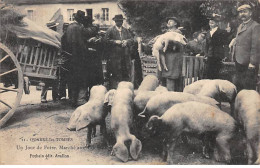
[0,43,23,128]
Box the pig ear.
[130,137,142,160]
[112,142,129,162]
[67,108,82,131]
[76,117,91,131]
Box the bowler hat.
[74,10,85,22]
[112,14,125,21]
[166,16,180,27]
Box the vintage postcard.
[0,0,259,165]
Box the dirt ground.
[0,86,247,165]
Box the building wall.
[14,2,125,34]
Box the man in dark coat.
[232,4,260,91]
[105,14,134,89]
[84,16,104,89]
[63,10,97,106]
[204,15,231,79]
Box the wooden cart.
[0,39,59,128]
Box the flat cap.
[237,4,251,11]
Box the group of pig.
[67,75,260,165]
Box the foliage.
[118,0,206,41]
[118,0,259,41]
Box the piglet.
[110,81,142,162]
[152,31,187,71]
[74,85,108,147]
[146,101,236,164]
[234,90,260,164]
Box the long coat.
[105,26,134,89]
[63,22,97,86]
[233,20,260,68]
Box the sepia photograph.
[0,0,259,165]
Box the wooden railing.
[181,56,205,86]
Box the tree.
[118,0,206,41]
[118,0,260,41]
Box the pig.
[152,31,187,71]
[110,81,142,162]
[154,85,168,92]
[134,86,168,112]
[74,85,108,147]
[234,90,260,164]
[104,81,134,109]
[137,75,159,92]
[183,79,212,95]
[138,92,219,119]
[117,81,134,90]
[198,79,237,115]
[146,101,237,164]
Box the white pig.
[134,86,168,112]
[234,90,260,164]
[137,75,159,92]
[110,82,142,162]
[183,79,212,94]
[138,91,219,118]
[146,101,236,164]
[72,85,108,147]
[198,79,237,115]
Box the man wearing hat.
[40,20,60,103]
[62,10,98,106]
[105,14,134,89]
[159,16,184,91]
[204,14,231,79]
[232,4,260,92]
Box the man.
[84,15,104,89]
[204,15,231,79]
[63,10,97,106]
[41,21,60,103]
[186,31,206,56]
[105,14,134,89]
[160,16,184,91]
[232,4,260,92]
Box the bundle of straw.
[0,4,25,48]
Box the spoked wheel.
[0,43,23,128]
